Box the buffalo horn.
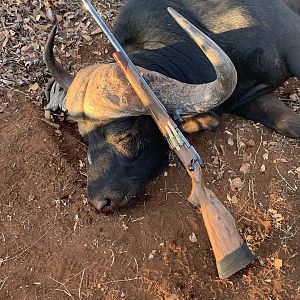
[66,8,238,121]
[136,7,237,114]
[44,25,74,91]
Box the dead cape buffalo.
[44,0,300,213]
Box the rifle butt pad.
[216,242,254,279]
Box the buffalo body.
[46,0,300,211]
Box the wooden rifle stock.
[113,51,253,278]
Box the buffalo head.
[44,9,237,213]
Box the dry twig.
[1,229,51,264]
[110,248,115,268]
[99,258,139,285]
[78,269,85,300]
[0,276,8,291]
[38,117,60,129]
[275,165,297,192]
[253,129,263,166]
[48,276,75,300]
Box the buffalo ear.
[104,118,145,160]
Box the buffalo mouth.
[90,192,141,214]
[100,199,116,214]
[90,198,117,214]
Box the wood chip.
[46,7,55,22]
[28,82,39,92]
[7,90,15,99]
[289,93,299,101]
[148,250,156,260]
[296,167,300,179]
[243,152,252,162]
[262,220,271,231]
[82,34,92,42]
[91,28,103,35]
[230,177,244,191]
[227,138,234,146]
[263,152,269,160]
[219,145,226,156]
[212,156,219,165]
[272,213,284,222]
[55,129,62,136]
[240,163,251,174]
[273,158,288,163]
[274,259,282,269]
[246,139,256,147]
[0,103,8,113]
[189,233,197,243]
[231,195,238,204]
[39,118,60,129]
[93,51,102,56]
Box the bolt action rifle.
[82,0,254,279]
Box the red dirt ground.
[0,1,300,300]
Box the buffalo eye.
[104,117,146,160]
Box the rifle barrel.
[82,0,124,53]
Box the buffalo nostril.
[90,198,108,211]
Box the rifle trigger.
[173,109,183,123]
[188,149,205,171]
